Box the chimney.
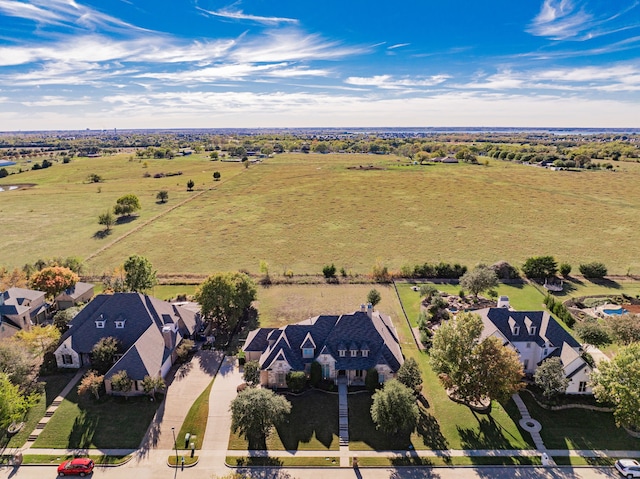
[360,304,366,313]
[162,324,176,350]
[366,303,373,318]
[497,296,510,308]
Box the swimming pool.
[603,307,628,315]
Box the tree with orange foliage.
[30,266,78,298]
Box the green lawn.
[177,380,212,450]
[520,393,640,450]
[226,456,340,467]
[32,388,161,449]
[395,281,546,326]
[554,278,640,300]
[4,152,640,275]
[228,390,340,451]
[354,456,541,467]
[6,373,75,448]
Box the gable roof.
[476,308,581,350]
[247,310,404,373]
[55,282,94,301]
[60,292,198,379]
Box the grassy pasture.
[3,152,640,275]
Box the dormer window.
[350,349,357,357]
[513,326,520,335]
[339,349,346,357]
[302,348,314,359]
[529,326,537,335]
[95,320,105,328]
[115,320,125,329]
[362,349,369,357]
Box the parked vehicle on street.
[57,457,94,476]
[616,459,640,478]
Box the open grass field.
[3,152,640,275]
[254,283,400,329]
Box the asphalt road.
[0,462,621,479]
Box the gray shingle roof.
[247,310,404,373]
[61,292,198,379]
[478,308,581,349]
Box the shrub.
[371,261,391,282]
[544,295,575,327]
[176,339,195,362]
[322,264,336,279]
[579,262,607,279]
[243,360,260,386]
[365,367,380,392]
[559,263,572,277]
[522,256,558,279]
[286,371,306,392]
[419,284,438,300]
[491,261,520,280]
[309,361,322,387]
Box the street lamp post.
[171,427,178,466]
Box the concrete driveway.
[199,356,244,464]
[139,348,224,452]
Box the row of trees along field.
[1,131,639,164]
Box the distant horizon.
[2,126,640,136]
[2,1,640,130]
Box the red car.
[57,458,94,476]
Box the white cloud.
[3,89,635,130]
[387,43,410,50]
[0,0,145,32]
[345,74,449,89]
[197,6,298,25]
[230,30,368,63]
[21,95,92,107]
[528,0,640,41]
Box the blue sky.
[1,0,640,130]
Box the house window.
[355,369,363,378]
[62,354,73,365]
[526,342,531,348]
[513,326,520,335]
[350,349,357,357]
[115,321,125,329]
[321,363,330,379]
[578,381,587,393]
[339,350,346,357]
[362,349,369,357]
[95,320,105,328]
[530,326,537,335]
[523,359,529,370]
[302,348,314,359]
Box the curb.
[167,456,199,468]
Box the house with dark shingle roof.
[55,282,94,310]
[0,287,49,339]
[53,292,200,395]
[476,301,592,394]
[243,304,404,388]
